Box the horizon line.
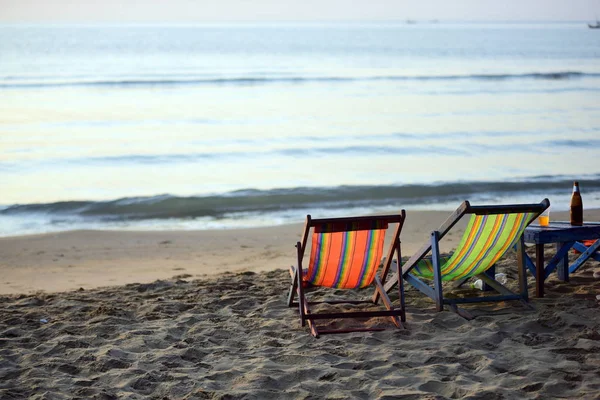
[0,19,596,26]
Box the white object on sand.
[471,274,507,290]
[471,279,484,290]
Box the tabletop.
[524,221,600,244]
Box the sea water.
[1,22,600,236]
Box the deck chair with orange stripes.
[380,199,549,319]
[288,211,406,337]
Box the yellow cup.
[538,209,550,227]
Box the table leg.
[556,242,569,282]
[572,240,600,262]
[535,244,544,298]
[569,239,600,274]
[517,236,528,301]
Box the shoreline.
[1,209,599,295]
[0,210,454,295]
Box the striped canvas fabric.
[411,212,537,281]
[305,221,388,289]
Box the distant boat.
[589,19,600,29]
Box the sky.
[0,0,598,23]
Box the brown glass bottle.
[570,181,583,226]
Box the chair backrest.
[412,208,542,281]
[303,215,402,289]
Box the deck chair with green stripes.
[288,211,406,337]
[379,199,549,319]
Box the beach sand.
[1,209,599,398]
[0,210,468,295]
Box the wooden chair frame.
[287,211,406,337]
[381,200,549,319]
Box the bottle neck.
[573,185,580,193]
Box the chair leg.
[375,275,403,329]
[397,266,406,322]
[371,257,387,305]
[431,231,444,312]
[452,276,470,288]
[449,304,475,320]
[395,241,406,322]
[287,265,298,307]
[308,320,319,338]
[482,265,495,292]
[295,242,307,326]
[516,235,529,303]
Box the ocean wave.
[5,135,600,170]
[1,71,598,89]
[3,176,600,221]
[0,144,468,170]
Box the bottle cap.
[574,181,579,185]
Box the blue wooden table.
[523,221,600,297]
